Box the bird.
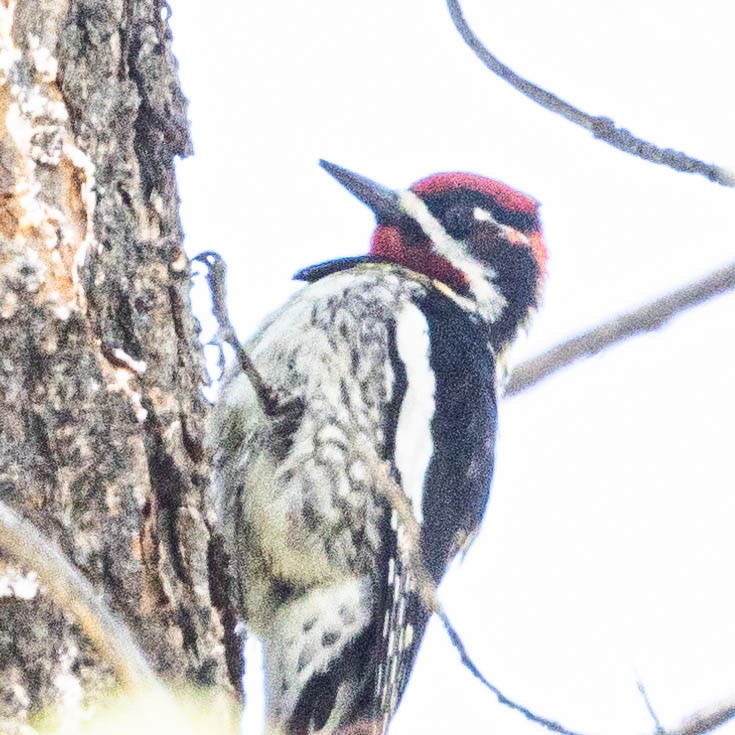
[208,159,547,735]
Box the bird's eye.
[442,204,474,239]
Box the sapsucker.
[209,160,547,735]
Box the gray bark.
[0,0,239,729]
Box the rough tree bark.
[0,0,238,730]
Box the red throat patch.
[369,225,468,293]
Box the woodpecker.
[209,160,546,735]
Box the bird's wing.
[210,268,430,734]
[372,288,498,729]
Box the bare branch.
[436,611,587,735]
[446,0,735,187]
[665,698,735,735]
[0,499,160,692]
[506,260,735,396]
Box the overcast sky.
[170,2,735,734]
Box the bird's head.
[319,160,547,350]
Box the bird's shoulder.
[258,264,431,341]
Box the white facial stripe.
[393,303,436,525]
[473,206,495,222]
[397,189,507,323]
[474,206,529,246]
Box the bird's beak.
[319,160,402,225]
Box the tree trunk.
[0,0,238,730]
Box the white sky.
[170,2,735,734]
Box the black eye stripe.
[422,190,538,234]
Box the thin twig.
[438,611,585,735]
[0,498,160,692]
[368,454,585,735]
[637,681,665,734]
[506,260,735,396]
[446,0,735,187]
[193,251,286,417]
